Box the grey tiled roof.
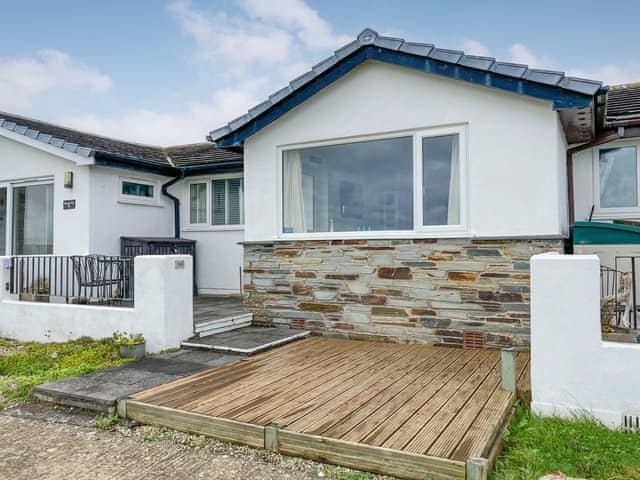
[165,143,242,167]
[0,111,170,165]
[0,111,242,169]
[605,83,640,126]
[210,27,602,142]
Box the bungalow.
[0,112,244,295]
[3,28,638,351]
[208,28,638,349]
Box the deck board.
[129,338,529,480]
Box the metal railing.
[8,255,134,306]
[600,256,639,329]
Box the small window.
[213,178,244,226]
[120,179,156,201]
[190,183,207,224]
[599,147,638,209]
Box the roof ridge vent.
[357,28,378,45]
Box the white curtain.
[283,151,307,233]
[447,136,460,225]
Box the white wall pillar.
[531,252,640,428]
[134,255,194,352]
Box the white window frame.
[5,177,55,255]
[183,173,245,232]
[118,177,159,206]
[276,124,469,240]
[0,182,11,256]
[591,141,640,220]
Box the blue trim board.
[215,46,595,148]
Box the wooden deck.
[124,338,529,480]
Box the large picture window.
[283,137,413,233]
[281,127,466,236]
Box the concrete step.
[194,313,253,337]
[182,326,310,355]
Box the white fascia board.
[0,127,96,166]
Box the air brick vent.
[463,331,486,349]
[291,319,306,330]
[622,414,640,433]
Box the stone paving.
[34,349,240,413]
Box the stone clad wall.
[243,238,564,348]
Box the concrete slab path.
[34,349,240,413]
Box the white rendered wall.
[531,253,640,428]
[243,60,568,242]
[0,135,91,255]
[170,180,244,294]
[88,166,173,255]
[180,229,244,294]
[0,255,194,353]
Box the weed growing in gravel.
[144,430,173,442]
[94,414,120,429]
[321,469,376,480]
[0,338,131,402]
[492,404,640,479]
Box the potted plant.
[19,279,50,303]
[112,331,146,360]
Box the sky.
[0,0,638,146]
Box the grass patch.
[492,404,640,479]
[0,337,131,402]
[94,413,120,429]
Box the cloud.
[461,40,490,57]
[62,84,261,146]
[0,49,112,111]
[168,0,348,77]
[507,43,554,69]
[567,64,640,86]
[239,0,351,49]
[59,0,349,145]
[463,39,639,85]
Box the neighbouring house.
[0,112,244,295]
[208,28,640,349]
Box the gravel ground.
[0,403,397,480]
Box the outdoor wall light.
[63,171,74,189]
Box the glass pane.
[122,181,154,198]
[422,134,460,226]
[0,188,6,255]
[599,147,637,208]
[13,184,54,255]
[282,136,413,233]
[189,183,207,224]
[227,178,243,225]
[212,179,227,225]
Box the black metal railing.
[600,256,639,329]
[8,255,134,306]
[121,237,197,294]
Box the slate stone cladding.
[243,238,564,349]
